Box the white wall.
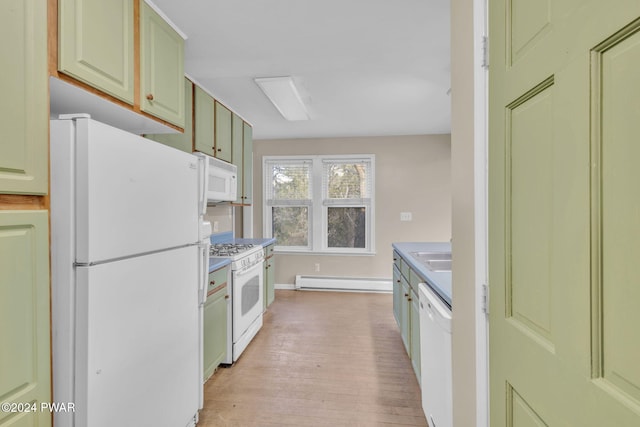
[252,134,452,284]
[451,0,488,425]
[204,205,233,234]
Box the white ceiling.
[151,0,451,140]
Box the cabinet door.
[214,102,232,162]
[400,277,410,355]
[194,86,215,156]
[58,0,134,104]
[392,266,401,326]
[265,255,275,308]
[144,78,193,152]
[140,0,185,127]
[0,0,48,195]
[0,211,50,426]
[410,287,421,384]
[231,113,244,203]
[242,122,253,204]
[203,285,227,381]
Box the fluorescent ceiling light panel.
[254,76,310,121]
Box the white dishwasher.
[419,282,453,427]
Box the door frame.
[473,0,489,426]
[452,0,490,426]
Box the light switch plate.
[400,212,412,221]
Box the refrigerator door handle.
[199,243,209,304]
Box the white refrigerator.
[50,115,205,427]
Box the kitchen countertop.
[392,242,452,309]
[232,237,277,247]
[208,257,231,273]
[210,231,276,248]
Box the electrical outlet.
[315,263,320,272]
[400,212,412,221]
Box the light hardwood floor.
[198,290,428,426]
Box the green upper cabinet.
[194,86,215,157]
[0,211,51,426]
[140,0,185,128]
[58,0,135,104]
[145,78,193,153]
[214,102,232,162]
[231,113,244,203]
[0,0,48,195]
[242,122,253,204]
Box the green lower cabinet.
[392,266,401,325]
[0,211,51,426]
[264,253,275,309]
[400,276,410,355]
[410,287,421,384]
[203,267,229,382]
[393,251,422,385]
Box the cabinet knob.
[225,295,230,300]
[396,279,400,283]
[217,148,222,152]
[404,293,409,297]
[210,280,215,286]
[146,94,154,101]
[408,297,412,301]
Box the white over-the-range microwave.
[195,153,237,210]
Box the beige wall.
[252,134,452,284]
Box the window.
[264,155,375,254]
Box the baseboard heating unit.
[294,275,392,293]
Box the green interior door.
[489,1,640,425]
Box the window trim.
[263,154,375,255]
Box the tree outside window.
[264,155,375,254]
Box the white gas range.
[210,242,264,362]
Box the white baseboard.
[294,275,392,293]
[274,283,296,290]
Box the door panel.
[507,81,555,349]
[194,85,215,156]
[58,0,134,103]
[490,1,640,425]
[214,102,232,162]
[242,122,254,204]
[0,211,50,426]
[0,0,48,195]
[598,23,640,405]
[140,1,184,127]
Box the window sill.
[273,250,377,257]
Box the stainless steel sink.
[409,251,452,272]
[424,259,452,272]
